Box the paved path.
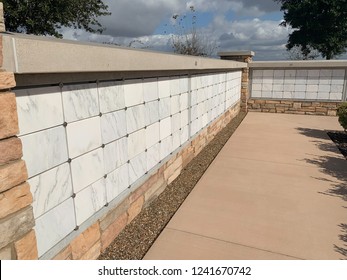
[145,112,347,260]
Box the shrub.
[337,102,347,131]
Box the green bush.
[337,102,347,131]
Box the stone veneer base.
[248,99,342,116]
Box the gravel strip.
[98,111,247,260]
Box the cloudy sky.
[61,0,344,61]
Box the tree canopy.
[1,0,110,38]
[276,0,347,59]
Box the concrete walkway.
[145,112,347,260]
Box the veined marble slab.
[172,132,180,151]
[170,77,180,96]
[181,109,189,128]
[158,78,170,98]
[103,137,128,174]
[29,163,73,219]
[171,113,181,133]
[62,83,99,123]
[126,104,146,134]
[124,80,144,107]
[106,163,129,202]
[98,81,125,114]
[70,148,104,193]
[35,198,76,257]
[128,129,146,160]
[160,117,172,140]
[180,93,189,110]
[15,86,64,136]
[74,178,107,225]
[66,116,102,159]
[159,97,171,119]
[101,110,127,144]
[145,100,159,126]
[21,126,68,178]
[146,122,160,149]
[129,152,147,185]
[143,78,159,102]
[147,143,160,171]
[160,136,173,160]
[171,95,180,115]
[180,76,189,93]
[181,125,189,145]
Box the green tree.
[276,0,347,59]
[1,0,110,38]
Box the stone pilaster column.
[0,5,38,260]
[218,51,255,112]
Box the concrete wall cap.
[1,32,247,74]
[250,60,347,68]
[218,51,255,57]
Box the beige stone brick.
[14,230,38,260]
[0,245,13,260]
[127,196,144,224]
[144,173,166,203]
[0,137,22,166]
[265,100,280,104]
[129,173,158,205]
[293,102,302,109]
[101,212,128,251]
[0,72,16,90]
[327,110,337,116]
[0,160,28,193]
[0,92,19,139]
[301,102,313,107]
[79,241,101,260]
[315,107,328,113]
[164,156,182,182]
[280,101,294,105]
[263,104,275,109]
[99,198,129,231]
[53,245,72,260]
[254,100,266,104]
[71,222,101,260]
[0,182,33,219]
[0,206,35,249]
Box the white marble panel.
[319,69,332,78]
[191,90,198,105]
[306,85,319,92]
[171,95,180,115]
[159,97,171,119]
[333,69,345,77]
[128,129,146,159]
[318,84,331,93]
[190,119,198,136]
[160,117,172,140]
[273,84,284,92]
[158,78,170,98]
[129,152,147,185]
[319,78,332,85]
[272,91,283,99]
[180,93,189,110]
[21,126,68,178]
[251,90,262,98]
[305,92,318,100]
[101,110,127,144]
[106,163,129,202]
[253,70,263,77]
[180,76,189,93]
[171,113,181,133]
[75,178,106,225]
[191,105,198,120]
[70,148,104,193]
[293,91,305,99]
[124,80,144,107]
[147,143,160,171]
[146,122,160,149]
[126,104,145,134]
[62,83,99,123]
[284,84,295,91]
[330,85,344,93]
[29,163,73,219]
[294,84,307,92]
[317,92,330,100]
[180,125,189,145]
[98,81,125,114]
[15,86,63,136]
[160,136,172,160]
[283,92,295,99]
[285,70,296,78]
[295,78,307,85]
[181,109,189,127]
[172,132,180,151]
[143,78,159,102]
[331,77,345,85]
[35,198,76,257]
[170,77,181,96]
[329,92,343,100]
[307,78,319,85]
[104,137,128,174]
[66,116,102,159]
[145,100,159,125]
[252,84,262,91]
[296,70,308,78]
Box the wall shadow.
[296,127,347,259]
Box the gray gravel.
[98,111,247,260]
